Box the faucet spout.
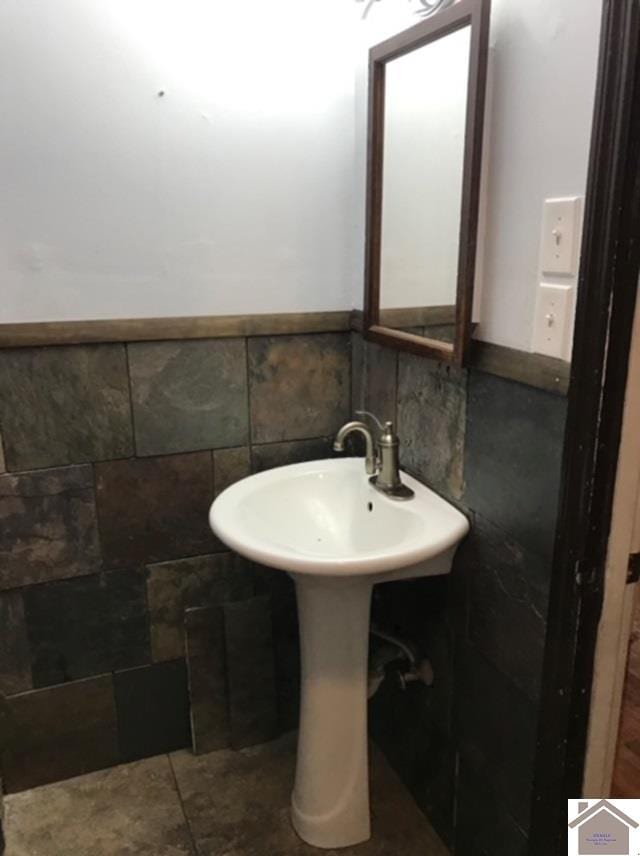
[333,421,377,475]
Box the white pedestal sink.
[209,458,469,850]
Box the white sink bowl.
[210,457,468,579]
[209,457,469,849]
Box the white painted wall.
[0,0,356,322]
[352,0,602,350]
[1,0,602,353]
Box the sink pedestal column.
[290,576,373,850]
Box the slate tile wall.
[353,332,567,854]
[0,332,351,794]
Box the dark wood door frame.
[530,0,640,852]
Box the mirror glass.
[379,25,471,343]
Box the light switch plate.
[532,283,574,360]
[540,197,581,276]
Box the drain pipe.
[368,627,434,698]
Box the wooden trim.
[354,309,569,393]
[530,0,640,851]
[0,306,570,396]
[379,305,456,327]
[469,341,569,395]
[0,311,352,349]
[363,0,491,365]
[583,292,640,796]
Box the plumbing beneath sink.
[368,627,434,699]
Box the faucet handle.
[355,410,387,433]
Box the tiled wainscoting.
[0,320,568,856]
[0,332,350,793]
[352,335,567,856]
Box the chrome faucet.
[333,411,414,500]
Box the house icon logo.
[569,800,639,854]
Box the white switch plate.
[540,197,581,276]
[532,283,574,360]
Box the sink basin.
[209,457,469,849]
[210,457,468,578]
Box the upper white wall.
[0,0,356,322]
[1,0,603,351]
[352,0,602,350]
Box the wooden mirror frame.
[363,0,491,365]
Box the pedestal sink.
[209,457,469,850]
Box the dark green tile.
[0,466,101,590]
[248,333,350,444]
[146,553,254,662]
[0,591,32,696]
[0,345,133,471]
[114,660,191,762]
[24,570,150,688]
[465,370,567,561]
[454,642,537,833]
[460,515,549,702]
[397,353,467,499]
[95,453,215,568]
[456,760,528,856]
[2,675,120,793]
[128,339,248,457]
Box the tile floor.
[4,733,449,856]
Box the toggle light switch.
[532,283,574,360]
[540,197,581,276]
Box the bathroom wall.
[1,0,602,351]
[0,329,350,792]
[0,0,356,322]
[353,335,566,855]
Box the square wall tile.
[2,675,120,793]
[185,605,229,754]
[397,354,467,499]
[128,339,249,456]
[456,760,528,856]
[114,660,191,762]
[251,437,333,473]
[213,447,251,496]
[147,553,254,662]
[364,340,398,425]
[0,591,32,696]
[248,333,350,444]
[0,466,101,590]
[224,595,278,749]
[0,345,133,471]
[465,371,567,561]
[24,570,150,688]
[461,515,550,702]
[95,453,215,568]
[454,642,537,833]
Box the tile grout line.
[167,753,202,856]
[244,336,256,471]
[122,343,139,457]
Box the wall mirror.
[363,0,490,364]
